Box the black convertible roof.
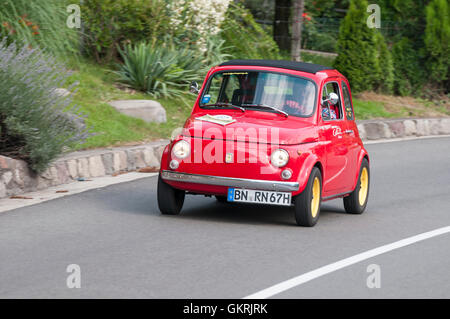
[219,59,334,74]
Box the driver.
[282,81,313,116]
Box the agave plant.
[117,42,191,98]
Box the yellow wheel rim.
[359,167,369,206]
[311,177,320,218]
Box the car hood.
[182,111,318,145]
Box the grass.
[353,98,403,120]
[66,59,194,150]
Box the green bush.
[0,40,88,173]
[374,32,394,94]
[0,0,79,57]
[424,0,450,89]
[80,0,169,63]
[221,3,281,60]
[392,38,424,96]
[333,0,379,93]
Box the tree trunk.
[291,0,305,61]
[273,0,292,52]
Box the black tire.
[294,167,322,227]
[215,195,228,203]
[157,173,185,215]
[343,158,370,214]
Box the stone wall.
[357,118,450,140]
[0,141,167,199]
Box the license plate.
[227,188,292,206]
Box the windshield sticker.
[201,94,211,104]
[222,72,248,76]
[195,114,236,126]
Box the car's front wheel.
[343,158,370,214]
[157,173,185,215]
[294,167,322,227]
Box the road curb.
[1,117,450,199]
[356,118,450,140]
[0,140,169,199]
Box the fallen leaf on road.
[56,190,69,193]
[112,171,130,177]
[10,196,33,200]
[138,167,159,173]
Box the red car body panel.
[160,64,369,202]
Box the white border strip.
[0,172,158,213]
[243,226,450,299]
[363,134,450,145]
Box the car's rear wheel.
[294,167,322,227]
[157,173,185,215]
[343,158,370,214]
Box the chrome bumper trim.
[161,170,299,192]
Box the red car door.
[340,79,359,188]
[320,81,353,197]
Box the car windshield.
[199,71,316,117]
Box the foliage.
[221,2,281,59]
[424,0,450,90]
[80,0,169,63]
[115,37,230,98]
[0,40,88,173]
[333,0,379,92]
[168,0,231,52]
[0,0,79,58]
[373,32,394,94]
[302,17,338,52]
[116,42,188,98]
[391,38,424,96]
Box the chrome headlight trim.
[270,149,289,168]
[172,140,191,159]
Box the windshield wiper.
[241,103,288,117]
[201,103,245,112]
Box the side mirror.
[323,92,339,106]
[189,81,199,94]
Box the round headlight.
[172,140,190,159]
[271,149,289,168]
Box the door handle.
[344,129,353,134]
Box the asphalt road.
[1,137,449,298]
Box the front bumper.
[161,170,299,192]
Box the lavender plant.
[0,39,89,173]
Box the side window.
[341,81,354,120]
[321,82,343,120]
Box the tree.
[424,0,450,90]
[333,0,379,92]
[391,38,424,96]
[291,0,305,61]
[273,0,291,51]
[374,32,394,93]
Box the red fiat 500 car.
[157,59,370,226]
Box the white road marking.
[0,172,158,213]
[364,134,450,144]
[243,226,450,299]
